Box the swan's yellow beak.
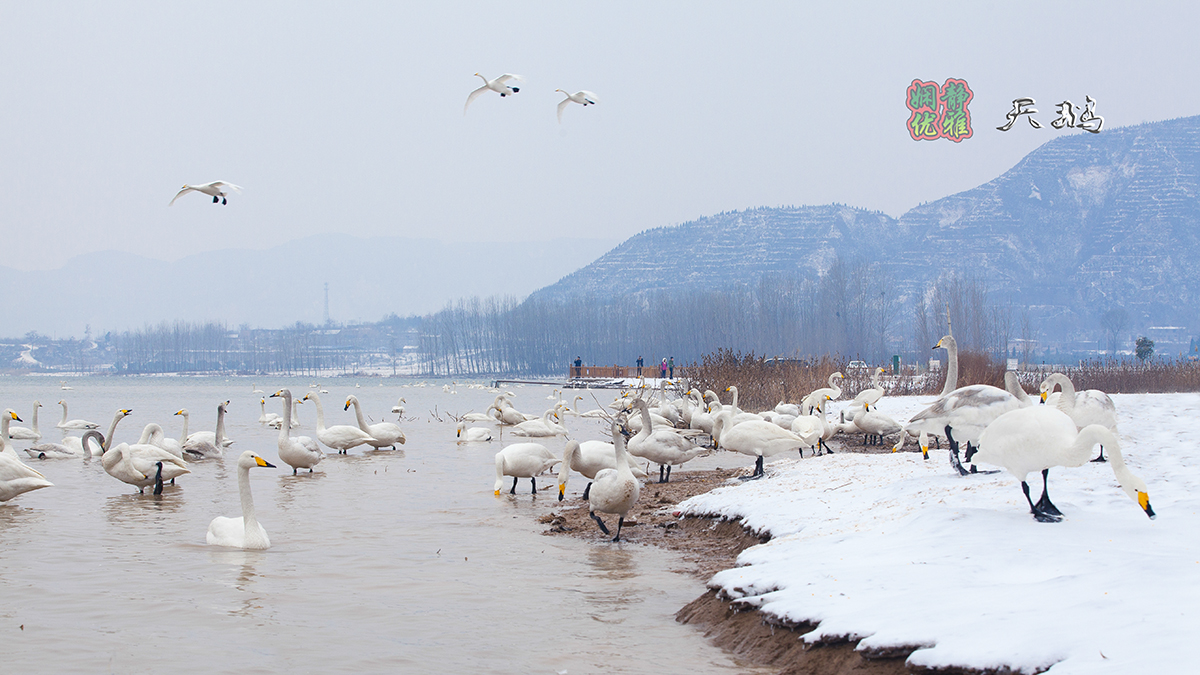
[494,488,501,497]
[271,390,283,398]
[456,428,461,438]
[175,410,184,415]
[921,443,929,460]
[255,456,276,468]
[1040,391,1048,403]
[1138,491,1156,519]
[558,484,565,499]
[344,400,351,411]
[932,339,941,349]
[122,409,133,415]
[9,411,20,421]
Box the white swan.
[344,396,406,449]
[1039,373,1119,462]
[391,397,407,414]
[852,407,901,446]
[0,410,53,500]
[1004,370,1034,405]
[975,405,1154,522]
[712,411,805,479]
[7,401,42,442]
[935,334,960,396]
[850,367,886,411]
[268,398,302,429]
[510,407,567,438]
[464,72,524,114]
[493,442,560,496]
[207,451,276,549]
[555,89,598,123]
[271,389,324,474]
[626,398,704,483]
[586,420,641,542]
[137,422,184,459]
[251,383,264,394]
[303,392,374,454]
[181,403,230,460]
[99,411,190,494]
[56,399,99,430]
[900,384,1024,476]
[556,438,648,500]
[258,398,282,426]
[456,421,493,442]
[169,180,242,206]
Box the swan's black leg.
[293,467,298,475]
[1091,445,1107,463]
[1035,468,1063,516]
[964,442,978,463]
[822,439,833,454]
[153,462,165,495]
[530,477,537,494]
[582,481,592,500]
[511,87,519,93]
[309,467,314,473]
[665,465,672,482]
[613,516,624,542]
[221,197,227,205]
[658,464,667,483]
[740,456,765,480]
[510,477,518,494]
[212,195,219,203]
[590,510,610,535]
[945,426,970,476]
[1023,480,1061,522]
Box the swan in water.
[456,421,493,442]
[464,72,523,114]
[251,383,264,394]
[391,397,407,415]
[56,400,99,430]
[258,398,282,426]
[555,89,598,123]
[271,389,324,474]
[0,410,53,500]
[713,411,805,479]
[268,398,302,429]
[975,405,1154,522]
[344,396,406,449]
[7,401,42,442]
[303,392,374,454]
[510,407,567,438]
[181,403,231,460]
[1039,373,1119,462]
[493,442,560,496]
[586,420,641,542]
[626,398,704,483]
[169,180,242,206]
[98,411,190,494]
[207,451,276,549]
[137,423,184,459]
[557,437,648,501]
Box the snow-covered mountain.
[532,116,1200,337]
[5,234,617,336]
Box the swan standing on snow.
[975,405,1155,522]
[852,407,901,446]
[586,420,641,542]
[493,443,560,496]
[7,401,42,442]
[344,396,406,449]
[555,89,598,123]
[850,367,886,412]
[1039,373,1119,462]
[899,384,1023,475]
[271,389,324,474]
[56,400,99,430]
[464,73,523,114]
[0,410,53,500]
[456,421,493,442]
[303,392,374,454]
[557,438,648,501]
[169,180,242,206]
[207,451,276,549]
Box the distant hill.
[4,234,617,337]
[532,116,1200,340]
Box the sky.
[1,1,1199,275]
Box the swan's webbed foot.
[309,467,314,472]
[1022,479,1062,522]
[582,482,592,500]
[821,439,833,454]
[1036,469,1063,516]
[221,197,227,205]
[510,87,519,93]
[212,195,219,203]
[500,93,507,97]
[590,511,610,535]
[1091,445,1107,463]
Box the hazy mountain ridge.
[533,116,1200,337]
[5,235,618,337]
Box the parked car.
[847,360,869,371]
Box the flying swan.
[169,180,243,206]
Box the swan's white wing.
[496,73,524,84]
[579,90,598,104]
[168,186,194,206]
[557,97,570,124]
[464,84,488,114]
[212,181,243,193]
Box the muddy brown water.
[0,377,773,674]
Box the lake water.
[0,376,765,674]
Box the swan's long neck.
[558,441,577,485]
[728,387,739,413]
[636,400,653,434]
[215,406,227,445]
[82,430,104,458]
[1051,374,1077,412]
[103,413,125,453]
[30,405,39,433]
[350,399,371,432]
[0,416,11,454]
[613,426,633,478]
[238,463,258,530]
[278,393,293,443]
[1074,425,1147,505]
[179,412,189,442]
[60,402,69,426]
[941,340,959,396]
[292,399,301,424]
[309,395,327,432]
[872,369,883,393]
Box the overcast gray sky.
[2,1,1198,273]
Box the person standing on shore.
[636,355,644,377]
[660,358,667,379]
[668,356,674,379]
[574,356,582,378]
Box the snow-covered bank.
[679,393,1200,674]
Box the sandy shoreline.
[543,443,941,675]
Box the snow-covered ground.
[680,392,1200,674]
